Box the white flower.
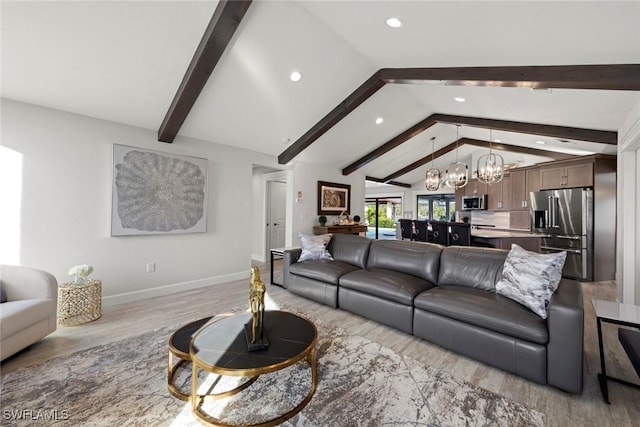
[68,264,94,278]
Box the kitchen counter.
[470,228,547,252]
[471,229,547,239]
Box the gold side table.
[58,279,102,326]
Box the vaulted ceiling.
[2,1,639,188]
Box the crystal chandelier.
[425,137,443,191]
[477,129,505,184]
[445,125,468,189]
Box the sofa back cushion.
[327,234,372,269]
[438,246,508,291]
[367,240,443,284]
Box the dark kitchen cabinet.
[510,168,540,210]
[487,176,511,210]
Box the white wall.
[290,161,365,245]
[1,99,279,305]
[617,98,640,304]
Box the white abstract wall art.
[111,144,208,236]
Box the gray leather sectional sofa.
[283,234,584,394]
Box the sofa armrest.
[0,265,58,302]
[546,278,584,394]
[282,249,302,289]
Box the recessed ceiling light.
[535,140,546,145]
[375,117,384,125]
[386,18,402,28]
[289,71,302,82]
[454,97,466,102]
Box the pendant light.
[425,137,443,191]
[477,129,505,184]
[445,125,468,189]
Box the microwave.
[462,195,487,210]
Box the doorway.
[365,197,402,239]
[266,180,287,251]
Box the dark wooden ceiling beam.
[342,115,439,175]
[460,138,577,160]
[382,137,576,183]
[343,113,614,176]
[432,114,617,145]
[380,64,640,90]
[158,0,253,143]
[278,70,386,165]
[382,140,460,183]
[365,176,411,188]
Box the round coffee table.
[189,310,318,427]
[168,316,213,400]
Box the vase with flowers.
[68,264,94,285]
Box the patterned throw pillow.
[495,244,567,319]
[298,233,334,262]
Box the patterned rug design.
[1,313,545,426]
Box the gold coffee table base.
[189,311,318,427]
[168,316,215,401]
[191,349,317,427]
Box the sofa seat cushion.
[289,260,359,285]
[0,299,56,338]
[339,268,433,306]
[414,286,548,344]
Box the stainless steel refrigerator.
[530,188,593,281]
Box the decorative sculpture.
[244,267,269,351]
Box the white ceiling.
[2,1,639,188]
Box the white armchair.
[0,265,57,361]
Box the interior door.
[268,180,286,250]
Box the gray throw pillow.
[298,233,333,262]
[495,244,567,319]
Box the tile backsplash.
[459,210,531,230]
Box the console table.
[591,299,640,403]
[269,247,299,287]
[313,224,368,235]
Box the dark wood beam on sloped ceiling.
[380,64,640,90]
[158,0,253,143]
[382,138,576,183]
[278,64,639,165]
[343,114,617,176]
[432,114,617,145]
[277,71,385,164]
[342,115,439,175]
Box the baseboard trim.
[102,271,250,307]
[252,253,267,263]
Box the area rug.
[1,314,545,426]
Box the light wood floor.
[2,261,639,426]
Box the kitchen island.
[471,228,546,252]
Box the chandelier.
[477,129,504,184]
[445,125,468,189]
[425,137,443,191]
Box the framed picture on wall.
[111,144,208,236]
[317,181,351,215]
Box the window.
[416,194,456,221]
